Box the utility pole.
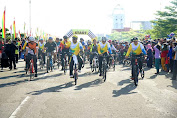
[29,0,31,35]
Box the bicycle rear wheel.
[30,64,34,81]
[64,60,66,74]
[74,73,77,85]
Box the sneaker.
[78,70,81,73]
[35,73,38,77]
[131,77,135,80]
[155,72,159,74]
[14,67,17,70]
[70,75,74,78]
[99,73,102,76]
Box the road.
[0,60,177,118]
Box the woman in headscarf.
[147,44,153,68]
[161,43,169,71]
[154,44,161,74]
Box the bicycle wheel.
[30,64,33,81]
[47,59,49,73]
[103,62,107,82]
[141,69,145,79]
[64,59,66,74]
[113,59,115,71]
[134,65,138,86]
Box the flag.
[10,25,12,35]
[2,7,6,38]
[43,31,44,39]
[24,22,25,31]
[13,18,16,39]
[30,28,31,36]
[19,30,21,38]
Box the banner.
[72,29,89,35]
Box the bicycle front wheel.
[134,65,138,86]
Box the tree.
[151,0,177,38]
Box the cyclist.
[59,36,71,70]
[98,37,112,76]
[125,37,147,80]
[108,40,118,66]
[38,38,46,64]
[25,36,38,77]
[90,38,98,65]
[87,40,92,61]
[69,35,83,78]
[44,37,57,68]
[80,38,86,49]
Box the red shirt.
[161,50,168,57]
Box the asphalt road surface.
[0,60,177,118]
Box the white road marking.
[9,96,30,118]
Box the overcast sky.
[0,0,172,38]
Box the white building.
[112,4,125,30]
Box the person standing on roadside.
[172,42,177,80]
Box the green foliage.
[150,0,177,38]
[109,30,147,41]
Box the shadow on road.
[0,73,26,79]
[74,79,102,90]
[112,83,137,97]
[149,74,157,79]
[78,72,92,77]
[0,72,63,88]
[27,81,73,95]
[118,79,131,85]
[167,80,177,90]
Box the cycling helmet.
[29,36,35,42]
[102,37,107,42]
[80,38,84,41]
[40,38,43,41]
[63,36,68,39]
[133,37,138,41]
[87,40,91,43]
[72,35,78,39]
[108,40,112,43]
[49,37,53,40]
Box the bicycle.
[91,52,99,72]
[132,55,145,86]
[39,53,44,70]
[47,52,53,73]
[101,55,107,82]
[109,54,115,71]
[62,52,68,74]
[123,58,131,67]
[57,53,61,69]
[72,55,78,85]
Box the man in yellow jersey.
[38,38,46,64]
[125,37,147,80]
[60,36,71,70]
[98,37,112,76]
[69,35,83,78]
